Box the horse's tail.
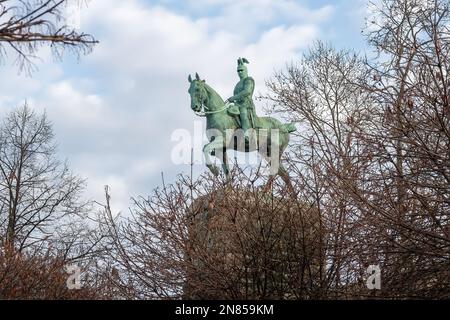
[281,122,297,133]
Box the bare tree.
[0,104,113,300]
[0,104,88,251]
[0,244,112,299]
[98,169,324,300]
[10,0,443,300]
[263,0,450,299]
[265,41,375,298]
[0,0,97,72]
[356,0,450,298]
[95,1,449,299]
[0,1,105,300]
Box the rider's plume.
[238,57,250,65]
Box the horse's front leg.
[203,136,224,177]
[222,148,230,176]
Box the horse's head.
[188,73,207,113]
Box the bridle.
[193,84,233,117]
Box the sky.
[0,0,370,213]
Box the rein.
[195,101,234,117]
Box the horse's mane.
[204,82,225,106]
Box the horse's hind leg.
[222,148,230,176]
[278,162,295,194]
[259,149,276,193]
[261,139,295,195]
[277,142,296,195]
[263,175,275,193]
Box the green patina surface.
[188,58,296,186]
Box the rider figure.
[227,58,257,142]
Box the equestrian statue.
[188,58,297,189]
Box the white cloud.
[196,0,333,39]
[81,0,325,93]
[0,0,336,214]
[47,81,106,125]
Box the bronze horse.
[188,73,296,188]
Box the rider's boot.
[240,110,251,144]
